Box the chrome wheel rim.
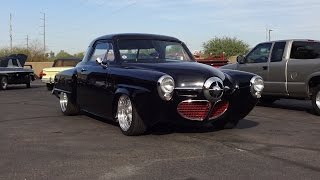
[316,91,320,109]
[1,77,7,89]
[60,92,68,112]
[117,95,133,131]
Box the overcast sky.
[0,0,319,54]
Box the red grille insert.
[177,101,211,121]
[210,101,229,119]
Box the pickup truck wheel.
[117,95,146,136]
[312,86,320,116]
[59,92,79,116]
[0,76,8,90]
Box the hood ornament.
[203,77,224,102]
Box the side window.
[290,41,320,59]
[271,42,286,62]
[165,44,191,61]
[8,59,19,67]
[246,43,272,63]
[89,42,114,62]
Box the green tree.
[203,37,250,58]
[73,52,85,59]
[55,50,73,59]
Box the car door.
[266,41,288,95]
[238,43,272,82]
[287,41,320,97]
[77,41,114,117]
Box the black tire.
[0,76,8,90]
[212,117,240,130]
[259,97,277,104]
[311,86,320,116]
[117,95,146,136]
[26,75,32,88]
[46,83,54,91]
[59,92,80,116]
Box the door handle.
[262,66,268,70]
[81,68,87,72]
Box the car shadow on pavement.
[258,100,315,115]
[149,119,259,135]
[4,84,45,90]
[82,111,259,135]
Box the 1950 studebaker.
[53,33,264,136]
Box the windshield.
[53,59,80,67]
[117,39,192,63]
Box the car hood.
[220,63,238,70]
[125,61,226,88]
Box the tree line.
[0,36,250,61]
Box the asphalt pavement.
[0,80,320,180]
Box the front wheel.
[117,95,146,136]
[46,83,54,91]
[60,92,80,116]
[0,76,8,90]
[312,86,320,116]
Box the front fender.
[52,68,77,99]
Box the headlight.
[250,76,264,98]
[157,75,175,101]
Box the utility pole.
[265,28,268,41]
[268,29,273,41]
[9,13,13,51]
[26,35,29,49]
[40,12,46,55]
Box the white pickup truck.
[221,39,320,115]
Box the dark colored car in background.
[0,54,35,90]
[52,33,264,136]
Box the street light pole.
[268,29,273,41]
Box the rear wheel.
[59,92,80,115]
[117,95,146,136]
[26,76,31,88]
[311,86,320,116]
[0,76,8,90]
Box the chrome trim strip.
[52,88,71,94]
[208,101,229,120]
[175,87,203,90]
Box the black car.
[0,54,35,90]
[53,33,264,136]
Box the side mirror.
[96,57,108,67]
[237,55,245,64]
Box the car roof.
[260,39,320,44]
[90,33,181,46]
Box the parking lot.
[0,80,320,180]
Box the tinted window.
[290,41,320,59]
[246,43,272,63]
[53,60,79,67]
[271,42,286,62]
[118,40,191,62]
